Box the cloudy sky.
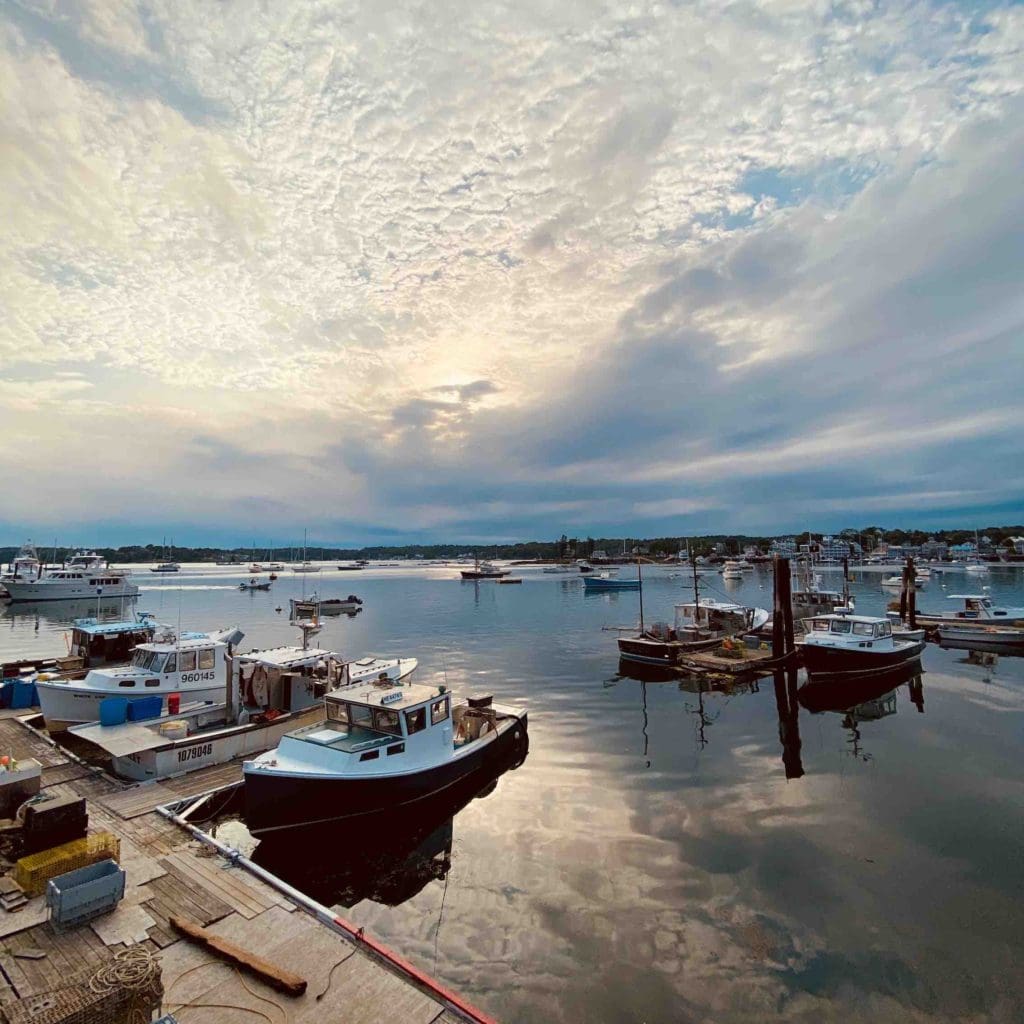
[1,0,1021,546]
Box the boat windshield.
[829,620,852,633]
[325,700,402,736]
[131,649,164,670]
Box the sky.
[1,0,1022,547]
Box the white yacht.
[244,683,528,835]
[1,542,42,592]
[2,551,138,603]
[35,626,244,731]
[721,561,744,580]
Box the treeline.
[2,524,1021,566]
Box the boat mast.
[691,551,700,613]
[637,554,644,634]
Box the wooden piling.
[907,557,917,628]
[772,557,795,658]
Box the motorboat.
[721,561,744,580]
[798,614,925,676]
[336,564,364,572]
[2,551,138,603]
[582,573,639,591]
[240,578,272,591]
[964,562,990,574]
[150,563,181,573]
[290,594,363,617]
[243,684,528,836]
[618,600,769,667]
[576,560,596,574]
[881,575,923,588]
[68,647,417,781]
[0,542,42,594]
[460,559,510,580]
[1,612,160,682]
[542,564,576,574]
[936,625,1024,654]
[35,626,245,732]
[915,594,1024,628]
[883,612,927,642]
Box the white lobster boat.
[2,552,138,603]
[68,648,418,782]
[36,627,244,732]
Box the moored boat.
[936,625,1024,653]
[915,594,1024,628]
[35,626,245,732]
[2,551,137,603]
[459,558,510,580]
[240,577,272,591]
[244,684,528,836]
[290,594,363,617]
[582,573,639,591]
[799,614,925,676]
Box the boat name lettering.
[381,691,402,704]
[177,744,213,763]
[181,671,216,684]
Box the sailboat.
[292,530,321,573]
[150,537,181,573]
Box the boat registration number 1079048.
[177,743,213,764]
[181,671,216,684]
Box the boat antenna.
[637,554,644,635]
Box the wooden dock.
[677,645,800,678]
[0,710,490,1024]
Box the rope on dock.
[88,946,163,1024]
[165,957,288,1024]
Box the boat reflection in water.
[1,595,139,624]
[798,663,925,762]
[249,738,529,909]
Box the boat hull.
[617,635,720,666]
[36,681,223,733]
[243,713,528,836]
[2,580,139,602]
[801,640,925,677]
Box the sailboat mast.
[637,556,644,634]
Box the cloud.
[0,1,1022,542]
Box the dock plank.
[96,784,180,819]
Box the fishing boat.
[243,681,528,835]
[582,573,638,591]
[2,552,138,603]
[798,614,925,676]
[576,560,596,574]
[459,558,510,580]
[790,559,847,616]
[1,612,160,684]
[290,594,363,617]
[936,625,1024,653]
[35,626,245,732]
[240,577,272,591]
[68,647,417,782]
[915,594,1024,628]
[883,612,927,642]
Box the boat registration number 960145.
[178,743,213,763]
[181,671,216,684]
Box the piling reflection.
[250,742,529,909]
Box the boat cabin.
[947,595,1001,618]
[801,614,894,646]
[87,634,230,692]
[674,600,766,639]
[68,614,158,668]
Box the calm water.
[4,562,1024,1023]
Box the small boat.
[883,612,926,642]
[936,625,1024,653]
[150,563,180,573]
[882,575,923,588]
[240,578,272,591]
[582,573,639,591]
[576,561,596,574]
[618,600,769,666]
[35,626,245,732]
[244,685,528,836]
[542,564,576,574]
[915,594,1024,628]
[336,564,364,572]
[964,562,990,574]
[289,594,363,618]
[798,614,925,676]
[497,577,523,584]
[721,560,744,580]
[292,562,321,573]
[460,559,510,580]
[1,611,159,681]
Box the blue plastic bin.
[46,859,125,929]
[99,697,129,726]
[127,695,163,722]
[0,681,11,709]
[11,679,36,710]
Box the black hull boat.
[800,613,925,678]
[616,634,719,666]
[245,713,527,835]
[244,679,528,837]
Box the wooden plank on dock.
[160,851,276,919]
[96,783,180,819]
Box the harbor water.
[3,562,1024,1023]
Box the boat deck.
[677,647,801,677]
[0,709,491,1024]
